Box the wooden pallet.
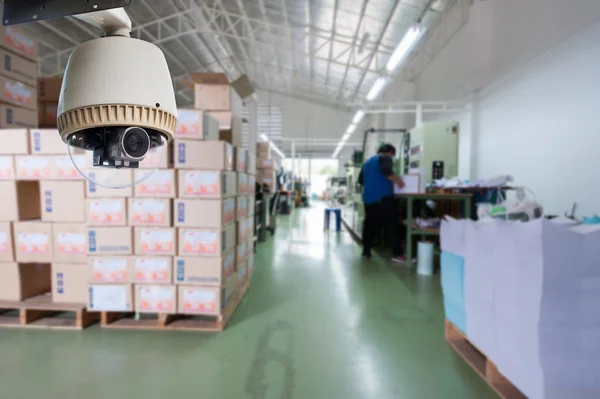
[0,293,99,330]
[100,279,251,331]
[445,320,526,399]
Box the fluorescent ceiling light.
[259,133,269,142]
[352,110,365,125]
[342,132,351,141]
[386,24,425,73]
[347,124,357,134]
[260,133,285,158]
[366,77,388,101]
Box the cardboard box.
[208,111,233,130]
[177,170,237,199]
[134,227,176,256]
[0,263,50,302]
[40,181,85,222]
[190,73,242,113]
[237,196,248,220]
[135,284,177,314]
[237,219,249,244]
[15,155,50,180]
[38,101,58,127]
[237,173,248,195]
[37,77,62,102]
[0,222,14,262]
[178,222,236,257]
[0,106,37,129]
[174,198,236,228]
[219,125,242,147]
[88,256,130,283]
[237,240,248,268]
[86,198,127,226]
[50,154,86,180]
[0,128,29,154]
[87,227,132,256]
[138,142,172,169]
[177,285,222,316]
[85,169,133,198]
[237,261,248,289]
[131,256,173,285]
[0,48,37,87]
[129,198,171,227]
[236,148,247,172]
[224,274,238,305]
[176,109,219,140]
[257,142,271,156]
[175,251,236,287]
[174,140,233,170]
[0,75,36,110]
[13,221,53,263]
[248,249,255,277]
[0,181,40,221]
[52,223,87,264]
[52,263,88,304]
[247,196,255,216]
[247,152,256,175]
[87,284,133,312]
[30,128,68,155]
[0,26,38,61]
[0,155,14,180]
[248,175,256,194]
[259,159,274,169]
[133,169,176,198]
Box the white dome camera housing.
[59,35,176,170]
[45,8,178,188]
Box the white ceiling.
[21,0,451,109]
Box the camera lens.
[121,127,150,159]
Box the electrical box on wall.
[407,121,459,182]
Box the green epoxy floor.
[0,206,495,399]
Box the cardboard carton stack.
[0,127,89,304]
[256,142,276,192]
[0,26,39,129]
[186,73,244,147]
[37,76,62,128]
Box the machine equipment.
[405,121,459,182]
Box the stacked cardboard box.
[186,73,244,147]
[256,142,276,192]
[0,26,38,129]
[37,76,62,128]
[0,127,89,304]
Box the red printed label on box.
[5,27,35,57]
[224,199,235,224]
[0,157,14,179]
[91,258,128,283]
[4,80,33,107]
[0,232,9,253]
[224,251,235,279]
[138,170,173,194]
[176,110,202,135]
[183,171,219,196]
[132,200,167,224]
[17,233,49,253]
[57,233,85,254]
[56,155,85,179]
[89,200,124,224]
[182,230,217,255]
[140,230,174,254]
[134,258,170,283]
[183,289,218,314]
[138,286,174,311]
[18,157,48,179]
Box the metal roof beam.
[336,0,369,100]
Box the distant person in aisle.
[358,144,405,262]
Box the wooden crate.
[0,293,99,330]
[445,320,526,399]
[100,279,251,331]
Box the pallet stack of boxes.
[86,72,256,319]
[37,76,62,128]
[0,26,90,305]
[256,142,276,192]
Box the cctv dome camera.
[58,36,176,170]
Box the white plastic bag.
[489,187,543,222]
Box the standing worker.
[358,144,405,261]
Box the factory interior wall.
[409,0,600,216]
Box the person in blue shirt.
[358,144,405,261]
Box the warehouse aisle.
[0,206,494,399]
